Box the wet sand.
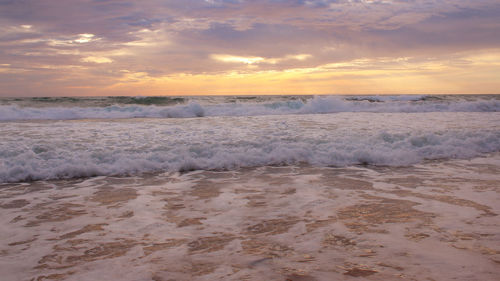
[1,155,499,280]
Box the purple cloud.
[0,0,499,96]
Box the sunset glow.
[1,0,499,96]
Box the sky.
[0,0,499,97]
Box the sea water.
[0,95,499,280]
[1,95,499,182]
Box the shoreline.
[1,154,499,280]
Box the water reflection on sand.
[1,155,499,280]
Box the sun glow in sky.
[1,0,500,96]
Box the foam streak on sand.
[0,155,499,280]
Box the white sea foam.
[0,95,498,121]
[1,112,499,182]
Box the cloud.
[0,0,499,96]
[81,56,113,64]
[211,53,312,65]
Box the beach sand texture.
[1,154,499,280]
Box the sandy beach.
[1,153,499,280]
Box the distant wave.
[1,95,499,121]
[29,96,187,105]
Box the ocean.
[0,95,499,280]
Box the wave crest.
[1,119,499,182]
[1,95,499,121]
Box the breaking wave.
[1,113,499,182]
[1,95,499,121]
